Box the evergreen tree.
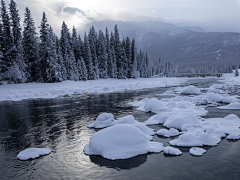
[60,21,78,80]
[1,0,13,72]
[97,30,108,79]
[83,32,94,80]
[88,26,99,79]
[23,7,39,81]
[77,56,87,81]
[39,12,62,82]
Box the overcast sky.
[11,0,240,33]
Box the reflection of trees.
[90,154,147,170]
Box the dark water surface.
[1,78,240,180]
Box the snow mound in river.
[84,124,164,160]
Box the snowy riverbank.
[0,73,239,102]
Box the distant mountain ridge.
[81,21,240,68]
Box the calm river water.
[1,78,240,180]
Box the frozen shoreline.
[0,73,239,102]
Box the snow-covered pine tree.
[113,25,124,78]
[88,26,99,79]
[145,52,151,77]
[7,0,26,83]
[60,21,78,80]
[77,56,87,81]
[125,37,131,78]
[1,0,13,73]
[83,32,94,80]
[23,7,39,82]
[39,12,62,82]
[97,30,108,79]
[56,36,67,80]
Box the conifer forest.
[0,0,234,84]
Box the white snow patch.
[87,113,116,128]
[17,148,52,160]
[164,146,182,155]
[156,128,180,137]
[163,112,201,130]
[180,85,201,95]
[169,133,203,147]
[189,147,206,156]
[84,124,164,160]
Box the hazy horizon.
[7,0,240,34]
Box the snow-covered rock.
[84,124,164,160]
[163,112,200,130]
[180,85,201,95]
[189,147,206,156]
[143,98,166,113]
[156,128,180,137]
[164,147,182,155]
[87,113,116,128]
[17,148,52,160]
[169,133,203,147]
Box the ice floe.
[87,113,116,128]
[17,148,52,160]
[189,147,206,156]
[84,124,164,160]
[164,147,182,155]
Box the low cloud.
[62,7,85,16]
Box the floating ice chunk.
[226,134,240,140]
[17,148,52,160]
[145,112,173,125]
[143,98,165,113]
[189,147,206,156]
[180,85,201,95]
[217,102,240,109]
[164,112,200,130]
[87,113,116,128]
[84,124,164,160]
[169,133,203,147]
[164,147,182,155]
[198,133,221,146]
[157,128,180,137]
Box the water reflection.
[90,154,147,170]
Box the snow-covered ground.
[0,77,193,102]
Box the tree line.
[0,0,178,84]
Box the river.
[0,78,240,180]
